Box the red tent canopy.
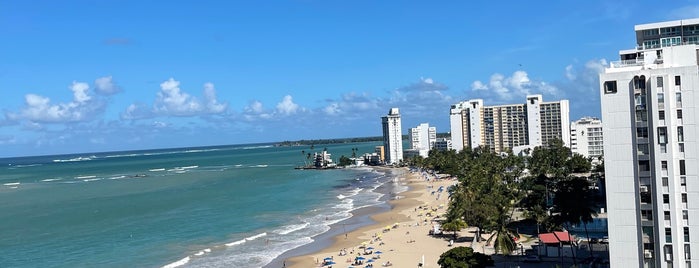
[539,231,574,244]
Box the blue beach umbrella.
[324,261,336,266]
[367,259,374,263]
[324,257,333,261]
[355,256,366,260]
[366,247,374,250]
[375,251,383,254]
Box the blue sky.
[1,1,698,157]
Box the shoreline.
[269,167,458,268]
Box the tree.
[338,155,352,166]
[552,177,599,249]
[441,219,468,240]
[438,246,493,268]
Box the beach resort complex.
[601,18,699,268]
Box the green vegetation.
[410,139,603,261]
[438,246,493,268]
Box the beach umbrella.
[324,261,336,266]
[366,247,374,250]
[367,259,374,263]
[375,251,383,254]
[324,257,333,261]
[356,256,366,260]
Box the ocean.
[0,142,407,268]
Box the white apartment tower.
[409,123,436,158]
[570,117,604,163]
[600,18,699,268]
[382,108,403,165]
[449,95,570,153]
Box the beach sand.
[285,168,460,268]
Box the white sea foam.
[4,182,20,186]
[179,165,198,169]
[12,164,42,168]
[225,239,246,247]
[336,194,346,199]
[149,168,166,172]
[83,178,102,182]
[193,248,211,256]
[75,175,96,180]
[245,232,267,241]
[253,164,268,168]
[161,256,190,268]
[108,175,126,180]
[275,222,309,235]
[53,156,96,163]
[41,178,61,182]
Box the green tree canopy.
[438,246,493,268]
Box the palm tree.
[552,176,599,262]
[441,219,468,240]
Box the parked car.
[600,236,609,244]
[522,255,541,263]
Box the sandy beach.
[285,168,460,268]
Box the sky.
[1,0,698,157]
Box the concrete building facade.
[570,117,604,163]
[381,108,403,165]
[600,18,699,268]
[449,95,570,153]
[409,123,436,158]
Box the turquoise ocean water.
[0,142,404,268]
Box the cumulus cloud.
[6,80,108,124]
[94,76,122,95]
[124,78,228,119]
[276,95,300,115]
[470,70,559,102]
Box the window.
[684,210,689,223]
[658,76,664,87]
[681,177,687,188]
[662,161,668,170]
[686,244,692,260]
[680,160,686,175]
[660,110,666,120]
[658,93,665,107]
[677,109,683,119]
[677,92,682,106]
[663,177,669,187]
[680,143,685,153]
[683,193,688,204]
[685,227,690,242]
[664,194,671,204]
[667,228,673,243]
[676,76,681,86]
[604,81,618,94]
[659,127,668,144]
[637,110,648,122]
[678,127,684,142]
[666,211,672,221]
[637,127,649,138]
[642,210,654,221]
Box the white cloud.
[323,103,341,115]
[470,70,559,102]
[7,80,107,123]
[94,76,122,95]
[276,95,300,115]
[71,81,91,103]
[126,78,228,119]
[203,83,227,113]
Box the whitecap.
[275,222,309,235]
[225,239,246,247]
[161,256,190,268]
[3,182,20,186]
[245,232,267,241]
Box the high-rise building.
[570,117,604,163]
[600,18,699,268]
[382,108,403,165]
[449,95,570,153]
[409,123,436,158]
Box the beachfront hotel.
[449,95,570,153]
[381,108,403,165]
[408,123,436,158]
[570,117,604,164]
[600,18,699,268]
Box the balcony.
[611,59,644,68]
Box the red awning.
[539,231,574,244]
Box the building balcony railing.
[611,59,645,68]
